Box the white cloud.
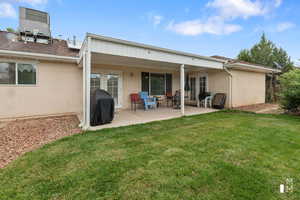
[0,3,16,18]
[153,15,163,26]
[274,0,282,7]
[276,22,295,32]
[147,13,163,26]
[167,16,242,36]
[15,0,48,6]
[206,0,267,19]
[167,0,283,36]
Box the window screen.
[17,64,36,84]
[0,63,15,84]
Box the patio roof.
[85,33,225,70]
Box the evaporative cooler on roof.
[19,7,51,43]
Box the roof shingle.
[0,31,79,57]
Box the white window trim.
[0,60,38,86]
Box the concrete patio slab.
[89,106,217,130]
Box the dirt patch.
[0,115,82,168]
[234,104,282,114]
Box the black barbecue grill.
[90,89,115,126]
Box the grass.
[1,111,300,200]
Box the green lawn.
[1,111,300,200]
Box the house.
[0,8,279,130]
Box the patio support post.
[180,64,185,116]
[82,51,86,127]
[84,37,92,130]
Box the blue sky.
[0,0,299,64]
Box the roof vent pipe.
[73,35,76,46]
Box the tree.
[238,33,294,72]
[6,27,15,33]
[279,69,300,113]
[237,33,295,102]
[273,47,294,73]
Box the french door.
[189,73,208,102]
[90,73,122,108]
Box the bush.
[279,69,300,113]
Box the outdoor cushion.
[212,93,227,109]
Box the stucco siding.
[0,60,82,119]
[208,70,230,107]
[0,59,267,120]
[231,69,266,107]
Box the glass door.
[190,77,196,100]
[91,73,122,108]
[199,76,207,94]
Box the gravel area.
[0,115,82,168]
[235,103,282,114]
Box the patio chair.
[198,92,212,108]
[173,90,181,109]
[139,92,157,110]
[211,93,227,109]
[130,93,140,111]
[166,92,173,107]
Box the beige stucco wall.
[0,58,266,119]
[92,64,180,109]
[231,69,266,107]
[0,59,82,119]
[207,70,230,107]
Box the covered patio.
[79,33,226,130]
[89,106,217,130]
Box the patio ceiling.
[91,52,213,71]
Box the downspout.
[223,62,233,108]
[79,51,86,128]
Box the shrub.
[279,69,300,113]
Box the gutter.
[0,49,79,63]
[227,62,280,73]
[223,63,233,108]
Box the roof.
[87,33,225,63]
[0,31,79,58]
[212,55,281,73]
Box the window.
[0,62,36,85]
[150,73,165,95]
[199,76,207,94]
[90,74,101,91]
[141,72,172,96]
[17,64,36,84]
[0,63,15,84]
[190,77,196,100]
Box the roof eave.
[0,50,79,63]
[226,63,281,73]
